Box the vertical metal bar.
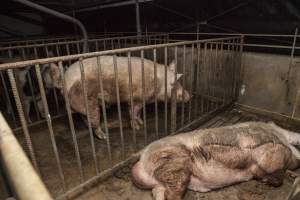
[135,0,142,38]
[111,39,114,50]
[78,58,99,174]
[188,44,194,122]
[35,64,66,191]
[113,55,125,159]
[22,48,41,121]
[66,43,72,65]
[209,43,214,109]
[212,42,218,108]
[0,70,17,127]
[56,44,60,56]
[127,52,137,147]
[286,28,298,88]
[194,42,201,117]
[229,39,235,99]
[200,43,206,114]
[76,42,81,54]
[220,41,225,105]
[96,56,112,164]
[236,36,244,100]
[58,62,84,182]
[181,45,186,127]
[153,49,159,138]
[7,69,40,174]
[44,47,60,114]
[170,47,178,133]
[103,39,106,50]
[95,40,99,51]
[118,39,121,49]
[232,39,239,100]
[164,47,168,135]
[141,50,148,144]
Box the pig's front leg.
[152,185,166,200]
[128,102,143,130]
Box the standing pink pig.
[52,56,191,139]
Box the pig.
[132,122,300,200]
[50,56,191,139]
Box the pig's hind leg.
[152,146,191,200]
[128,102,143,130]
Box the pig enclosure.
[1,32,299,200]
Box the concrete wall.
[238,52,300,118]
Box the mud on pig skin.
[51,56,191,139]
[132,122,300,200]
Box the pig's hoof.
[131,120,141,130]
[137,117,144,125]
[94,128,107,140]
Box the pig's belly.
[188,163,253,192]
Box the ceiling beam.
[65,0,153,14]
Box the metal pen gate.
[0,36,243,199]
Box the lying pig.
[132,122,300,200]
[51,56,191,139]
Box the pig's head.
[43,63,63,89]
[157,60,191,103]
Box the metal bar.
[194,42,201,117]
[188,44,194,122]
[0,70,17,127]
[202,43,207,113]
[45,47,60,114]
[96,56,112,164]
[220,41,225,105]
[140,50,148,144]
[35,63,66,191]
[153,48,159,138]
[236,36,244,101]
[286,28,298,102]
[170,46,178,133]
[113,55,125,159]
[127,52,137,147]
[78,58,99,174]
[58,62,84,182]
[212,42,218,108]
[164,47,168,136]
[292,87,300,118]
[7,69,40,173]
[181,45,186,127]
[0,113,53,200]
[0,36,242,70]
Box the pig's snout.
[177,89,192,103]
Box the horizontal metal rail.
[0,34,168,51]
[0,36,241,70]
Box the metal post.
[135,0,142,43]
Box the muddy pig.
[51,56,191,139]
[132,122,300,200]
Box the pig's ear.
[168,60,176,71]
[177,73,183,80]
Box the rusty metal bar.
[35,63,66,191]
[7,68,40,173]
[188,44,194,122]
[78,58,99,174]
[127,52,137,147]
[45,47,60,114]
[153,48,159,138]
[58,61,84,182]
[181,45,186,127]
[164,47,168,135]
[140,50,148,144]
[113,55,125,159]
[194,42,201,117]
[0,113,53,200]
[170,46,178,133]
[96,56,112,164]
